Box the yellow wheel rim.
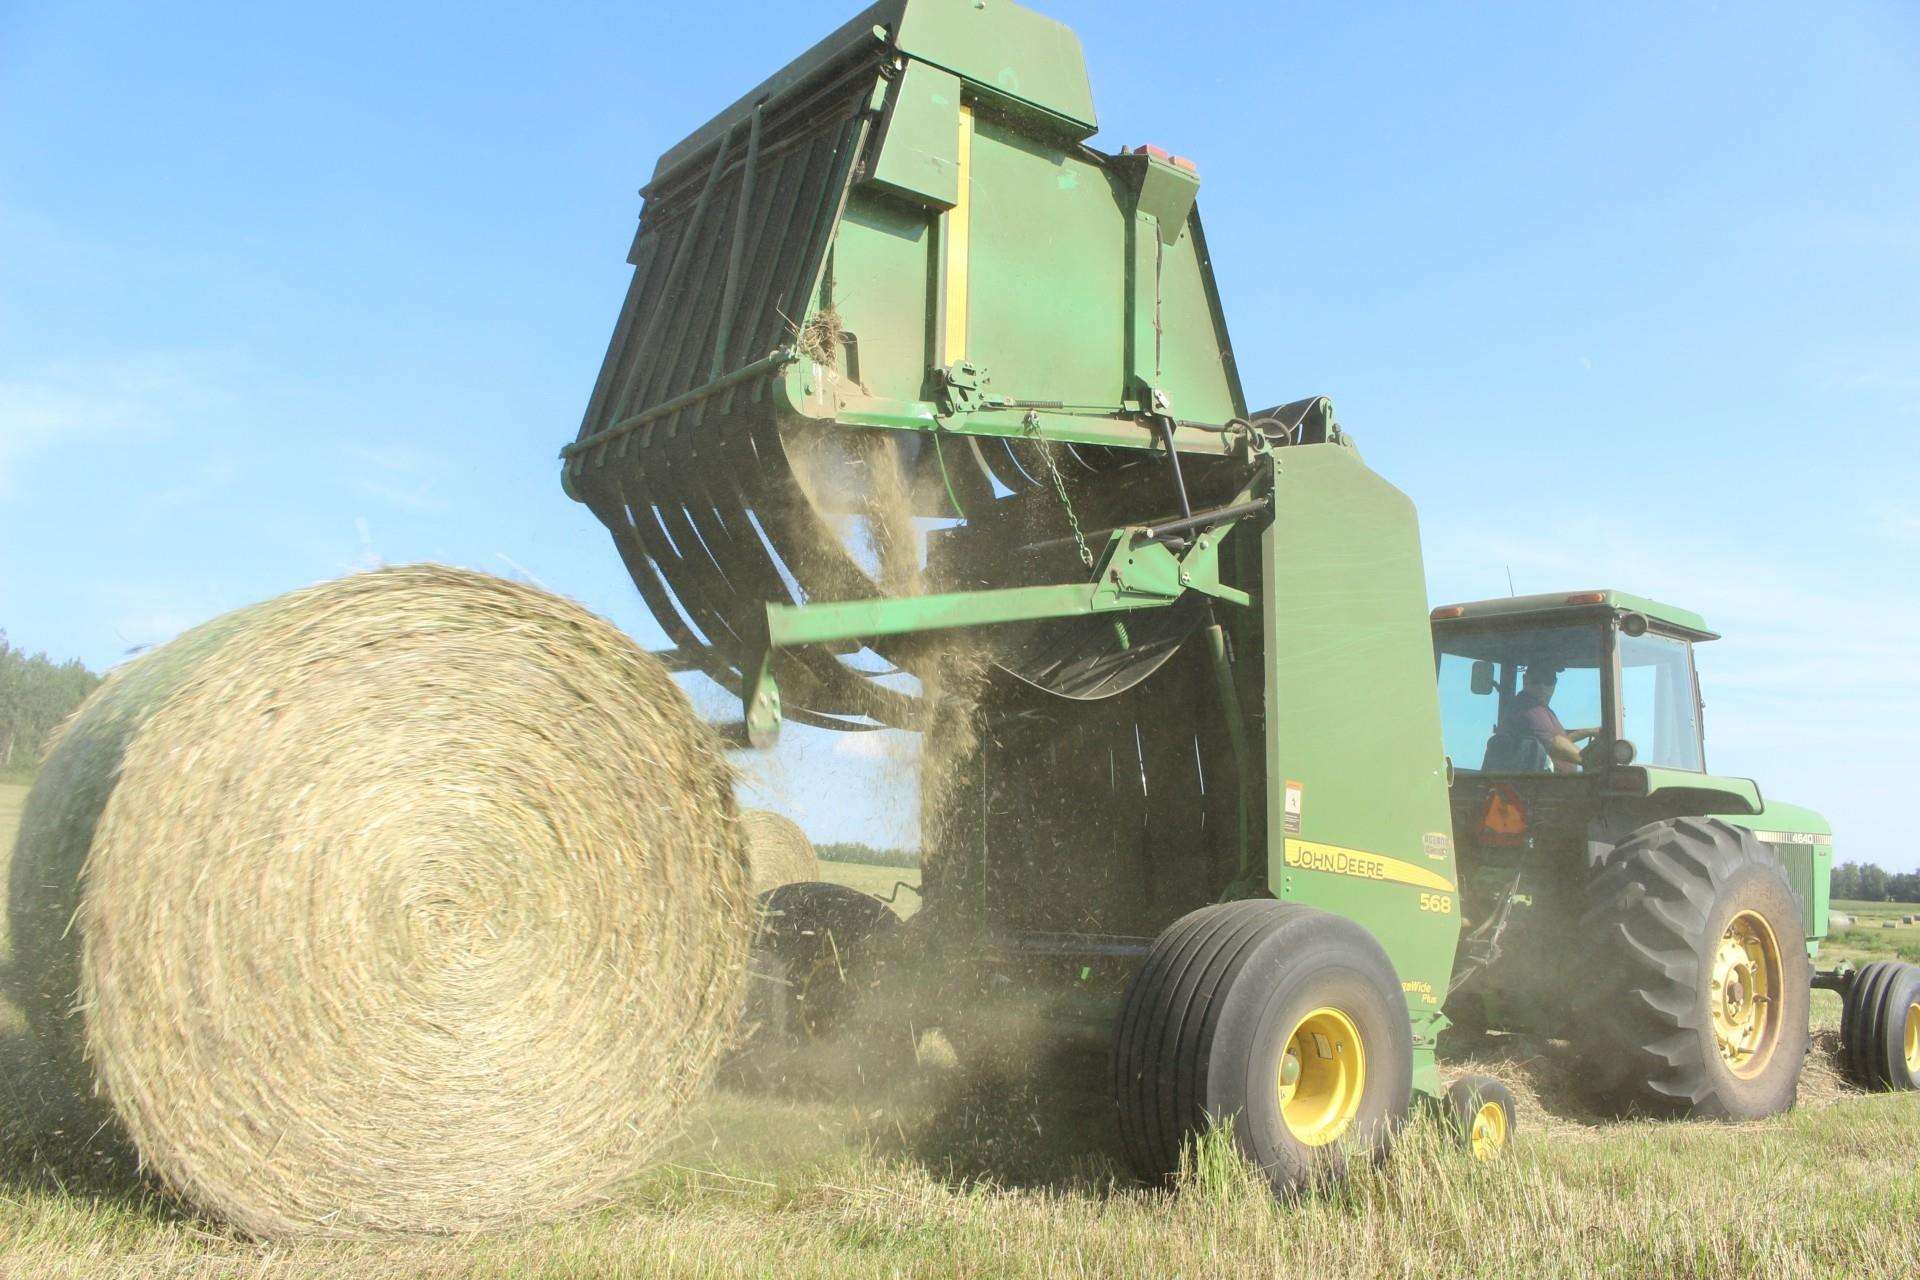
[1469,1099,1507,1161]
[1709,910,1783,1078]
[1904,1002,1920,1077]
[1277,1007,1366,1147]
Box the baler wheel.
[1112,900,1412,1193]
[1442,1075,1516,1161]
[1575,818,1810,1119]
[1839,960,1920,1091]
[750,881,899,1044]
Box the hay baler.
[561,0,1919,1187]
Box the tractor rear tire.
[1840,960,1920,1091]
[1576,818,1810,1119]
[1113,900,1412,1194]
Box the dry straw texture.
[5,565,751,1238]
[740,809,817,894]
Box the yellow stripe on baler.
[944,103,974,363]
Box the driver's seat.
[1482,731,1551,773]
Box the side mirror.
[1470,659,1495,696]
[1619,612,1649,638]
[1611,738,1637,766]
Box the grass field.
[4,779,1919,1278]
[817,858,923,919]
[1826,898,1920,966]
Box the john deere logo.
[1283,839,1456,894]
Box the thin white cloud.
[0,351,234,494]
[347,442,454,513]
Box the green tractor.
[1432,591,1916,1114]
[561,0,1919,1190]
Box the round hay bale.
[5,565,750,1237]
[741,809,818,893]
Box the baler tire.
[1443,1074,1516,1162]
[1575,818,1810,1120]
[1840,960,1920,1091]
[753,881,899,1044]
[1112,900,1412,1194]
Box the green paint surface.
[1438,589,1714,638]
[1725,798,1835,941]
[1260,447,1459,1089]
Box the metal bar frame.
[740,514,1254,746]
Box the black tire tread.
[1575,817,1810,1118]
[1841,959,1920,1090]
[1115,899,1296,1179]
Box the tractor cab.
[1430,589,1713,785]
[1424,588,1769,875]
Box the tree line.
[1831,861,1920,907]
[816,841,919,869]
[0,632,102,778]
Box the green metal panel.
[1609,766,1763,814]
[1149,211,1243,423]
[1724,799,1834,941]
[964,113,1127,407]
[1259,446,1459,1096]
[1126,156,1200,246]
[867,61,962,208]
[1124,206,1157,398]
[652,0,1095,191]
[893,0,1097,135]
[823,191,935,403]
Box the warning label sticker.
[1283,780,1303,835]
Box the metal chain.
[1022,411,1095,569]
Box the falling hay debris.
[5,565,751,1237]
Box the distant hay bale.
[742,809,818,893]
[5,565,751,1238]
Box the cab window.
[1617,631,1704,771]
[1435,624,1604,774]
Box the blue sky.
[2,2,1916,868]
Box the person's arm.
[1543,732,1585,767]
[1525,707,1586,768]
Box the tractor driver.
[1501,665,1600,773]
